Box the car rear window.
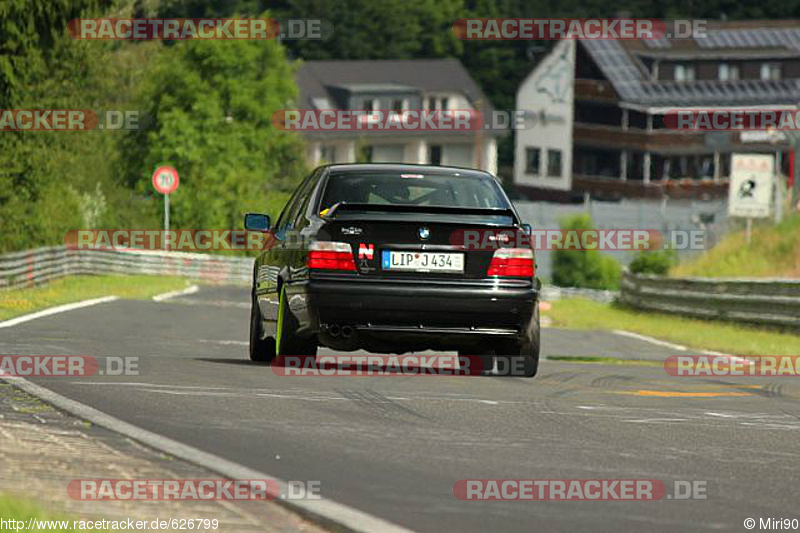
[320,171,510,212]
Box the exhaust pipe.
[328,324,341,337]
[341,325,354,339]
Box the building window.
[320,145,337,163]
[363,99,376,112]
[718,63,739,81]
[391,99,405,114]
[674,63,695,82]
[426,96,450,111]
[547,150,562,178]
[761,62,781,81]
[428,145,442,165]
[525,147,541,175]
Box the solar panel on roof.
[578,35,800,106]
[696,28,800,50]
[644,37,671,49]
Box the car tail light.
[487,248,534,277]
[307,241,356,271]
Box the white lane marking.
[705,412,737,418]
[739,422,800,431]
[165,299,249,308]
[198,339,248,346]
[0,296,119,329]
[612,330,687,351]
[625,418,689,424]
[577,405,630,411]
[70,382,239,391]
[612,332,748,363]
[2,375,414,533]
[152,284,199,302]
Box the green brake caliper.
[275,286,286,355]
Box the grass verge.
[0,275,190,321]
[0,495,75,531]
[671,213,800,278]
[543,299,800,355]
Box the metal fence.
[539,285,618,303]
[513,198,729,279]
[620,269,800,329]
[0,246,253,289]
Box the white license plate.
[381,251,464,273]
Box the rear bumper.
[297,276,538,344]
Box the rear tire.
[497,306,540,378]
[249,291,276,363]
[276,285,317,357]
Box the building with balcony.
[514,21,800,200]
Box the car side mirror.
[244,213,271,232]
[521,223,533,236]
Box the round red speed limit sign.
[152,166,180,195]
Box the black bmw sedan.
[244,163,541,377]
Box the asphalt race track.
[2,285,799,532]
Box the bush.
[629,249,677,275]
[551,214,621,290]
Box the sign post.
[151,166,180,250]
[775,149,783,224]
[727,154,773,245]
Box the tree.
[0,0,113,252]
[118,23,307,231]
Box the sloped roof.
[294,59,495,112]
[581,22,800,107]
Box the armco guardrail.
[620,269,800,329]
[540,285,618,303]
[0,246,253,289]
